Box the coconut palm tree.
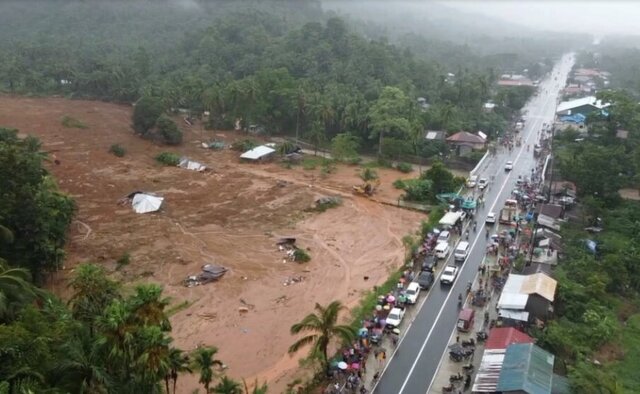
[128,284,171,331]
[164,347,191,394]
[288,300,356,368]
[212,376,242,394]
[55,328,112,393]
[191,346,223,393]
[0,260,39,323]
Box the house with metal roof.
[497,273,557,323]
[472,329,535,392]
[556,96,610,116]
[496,343,568,394]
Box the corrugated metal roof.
[485,327,534,350]
[501,273,557,302]
[240,145,275,160]
[497,343,555,394]
[556,96,609,113]
[522,273,557,302]
[472,349,505,392]
[502,274,526,294]
[498,293,528,309]
[498,309,529,321]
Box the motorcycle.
[461,338,475,348]
[476,331,488,342]
[450,373,464,383]
[442,384,455,393]
[462,363,475,374]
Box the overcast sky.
[443,1,640,36]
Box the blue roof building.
[496,343,568,394]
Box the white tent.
[240,145,276,160]
[178,157,207,172]
[132,193,164,214]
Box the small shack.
[240,145,276,161]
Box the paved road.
[373,54,575,394]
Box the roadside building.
[555,96,609,116]
[498,74,535,87]
[535,204,564,232]
[496,343,569,394]
[497,273,557,324]
[472,328,535,393]
[446,131,487,155]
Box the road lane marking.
[423,63,570,393]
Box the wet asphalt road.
[373,54,575,394]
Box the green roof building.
[496,343,568,394]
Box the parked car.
[416,271,435,289]
[505,161,514,171]
[466,175,478,188]
[440,265,459,285]
[386,307,406,328]
[478,178,488,190]
[405,282,421,304]
[421,255,437,272]
[486,212,496,224]
[437,230,451,244]
[435,242,451,259]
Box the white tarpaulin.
[178,157,206,171]
[240,145,275,160]
[132,193,164,214]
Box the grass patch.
[395,162,413,173]
[349,269,403,330]
[166,300,194,316]
[293,248,311,263]
[61,115,88,129]
[115,252,131,270]
[302,156,331,170]
[155,152,180,166]
[609,314,640,390]
[393,179,406,189]
[109,143,126,157]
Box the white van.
[435,242,450,259]
[454,241,470,262]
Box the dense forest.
[0,0,556,160]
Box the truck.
[499,199,518,225]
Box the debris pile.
[183,264,228,287]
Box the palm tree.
[0,261,39,323]
[164,347,191,394]
[134,325,171,390]
[212,376,242,394]
[288,301,357,369]
[191,346,223,393]
[243,379,268,394]
[97,300,135,376]
[128,284,171,331]
[55,328,112,393]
